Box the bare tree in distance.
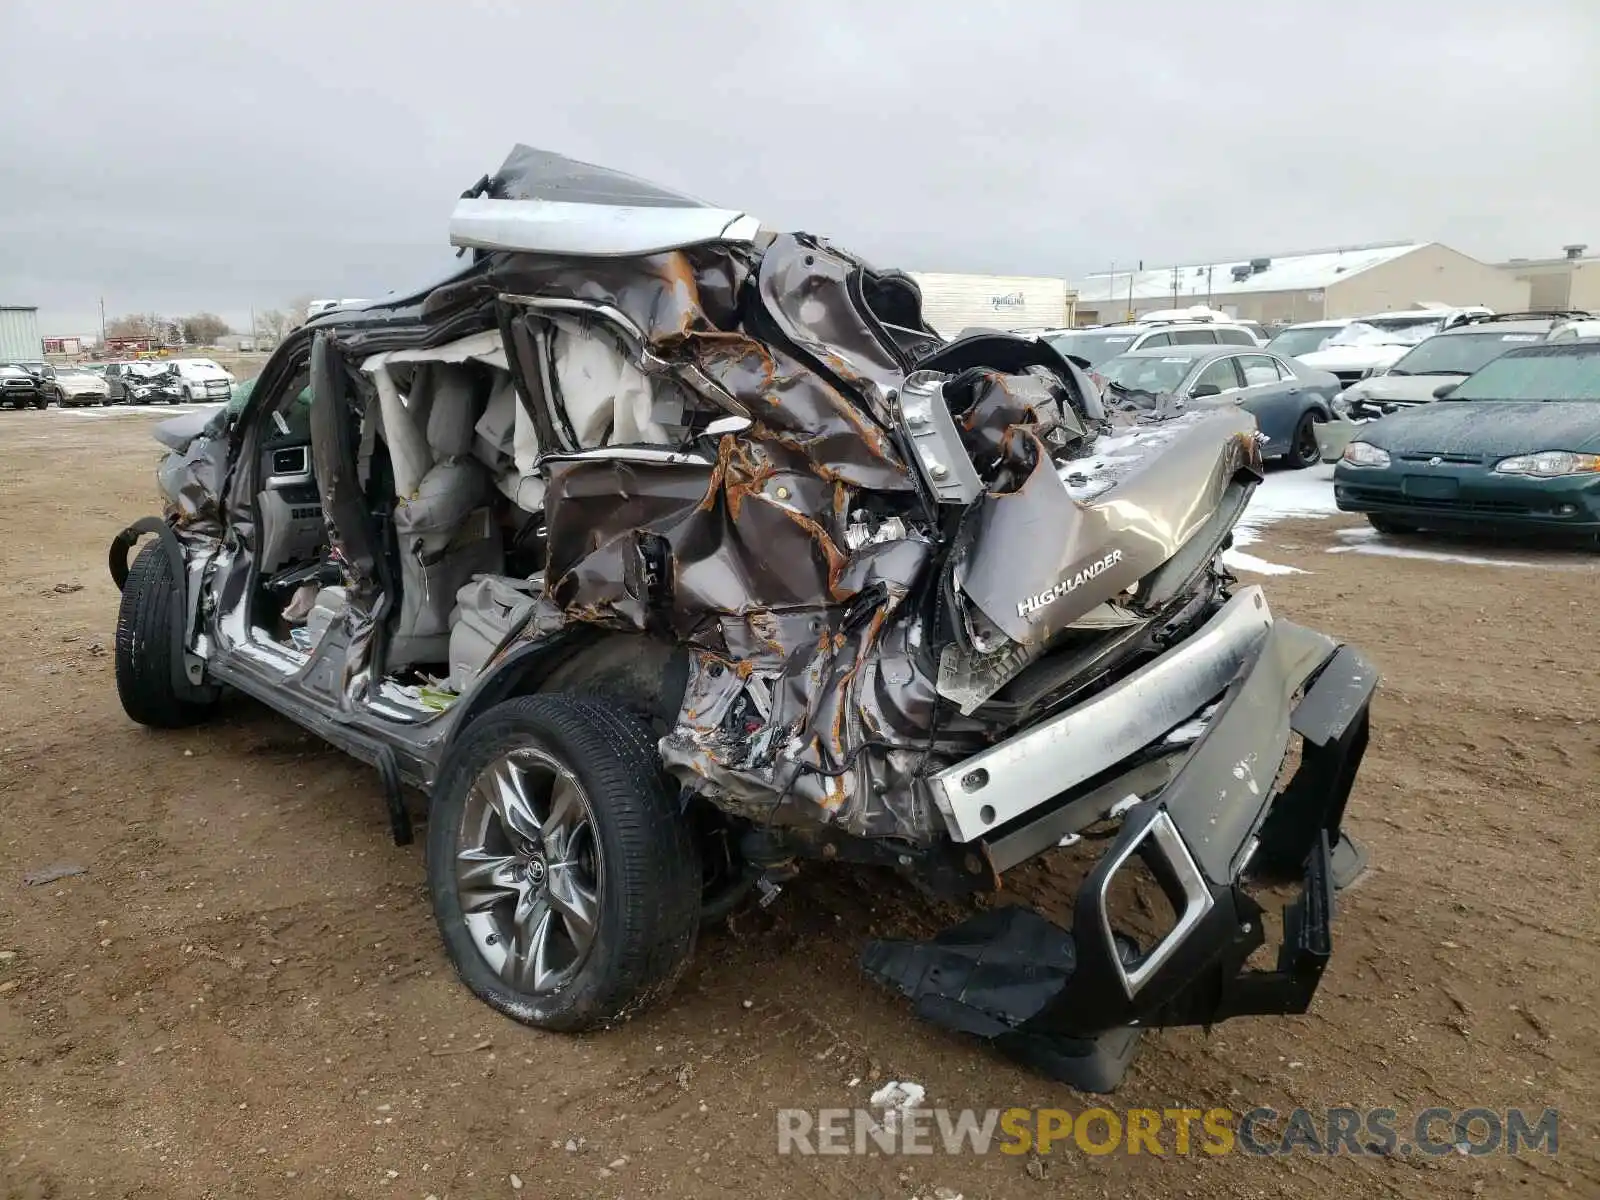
[145,313,177,345]
[105,314,148,340]
[285,294,316,330]
[256,309,293,343]
[180,312,231,346]
[106,313,172,344]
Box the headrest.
[425,364,480,458]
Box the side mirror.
[1432,382,1458,400]
[1190,383,1222,399]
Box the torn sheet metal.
[423,145,1276,844]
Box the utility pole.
[1205,266,1214,308]
[1171,267,1180,305]
[1128,261,1139,320]
[99,297,106,347]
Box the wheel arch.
[448,628,689,743]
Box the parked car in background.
[1096,344,1340,468]
[1044,319,1262,372]
[1297,307,1492,390]
[1547,317,1600,342]
[0,363,45,408]
[168,358,234,401]
[306,298,373,320]
[1333,339,1600,539]
[1315,312,1589,461]
[15,362,62,404]
[54,363,113,406]
[1264,319,1349,360]
[105,361,184,404]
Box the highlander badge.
[1017,549,1125,619]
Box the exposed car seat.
[357,323,699,679]
[385,363,505,671]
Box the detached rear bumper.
[864,588,1376,1091]
[1314,415,1362,462]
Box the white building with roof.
[1072,241,1528,327]
[1494,244,1600,313]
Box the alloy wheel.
[456,748,602,994]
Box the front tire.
[427,695,700,1032]
[1367,514,1418,535]
[114,541,215,728]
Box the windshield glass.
[1047,330,1141,367]
[1097,354,1194,394]
[1265,326,1345,357]
[1387,331,1545,377]
[1451,345,1600,402]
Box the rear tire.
[114,541,214,728]
[427,694,700,1032]
[1367,514,1417,535]
[1284,410,1323,469]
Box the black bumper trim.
[862,639,1376,1092]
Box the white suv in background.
[1043,319,1263,372]
[1294,306,1492,389]
[168,358,235,402]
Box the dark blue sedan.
[1095,345,1341,468]
[1332,339,1600,539]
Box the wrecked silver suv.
[109,147,1374,1091]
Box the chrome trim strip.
[929,585,1273,842]
[1098,809,1215,997]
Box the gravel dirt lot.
[2,407,1597,1199]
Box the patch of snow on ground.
[1223,549,1304,576]
[1328,527,1597,571]
[49,402,222,418]
[1223,464,1338,575]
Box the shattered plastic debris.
[868,1079,927,1130]
[23,864,86,886]
[868,1080,927,1134]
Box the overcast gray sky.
[3,0,1596,336]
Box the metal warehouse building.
[909,273,1076,337]
[1,305,43,361]
[1073,242,1528,326]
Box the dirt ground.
[2,407,1596,1199]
